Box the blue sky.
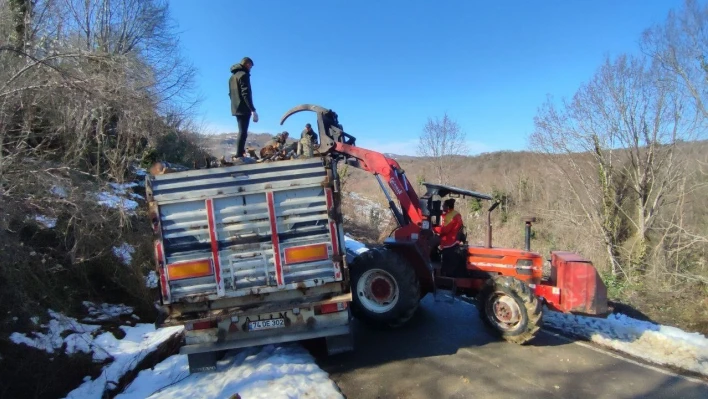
[170,0,686,155]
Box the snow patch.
[115,344,342,399]
[82,301,134,323]
[544,310,708,376]
[112,243,135,266]
[50,185,68,198]
[109,182,139,195]
[34,214,57,228]
[144,270,159,289]
[65,324,184,399]
[10,310,100,355]
[96,191,139,213]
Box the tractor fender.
[382,240,435,297]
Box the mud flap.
[325,316,354,355]
[188,351,218,373]
[325,332,354,355]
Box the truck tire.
[476,275,542,344]
[350,247,420,329]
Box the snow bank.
[112,243,135,266]
[65,324,183,399]
[544,310,708,376]
[116,344,342,399]
[10,308,183,399]
[10,310,100,356]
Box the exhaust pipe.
[522,217,536,252]
[486,202,500,248]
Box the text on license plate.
[248,318,285,331]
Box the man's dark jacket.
[229,63,256,116]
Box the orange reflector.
[283,243,329,265]
[167,259,213,280]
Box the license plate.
[248,318,285,331]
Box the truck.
[146,155,353,373]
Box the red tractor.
[281,104,609,344]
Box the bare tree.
[416,113,468,184]
[530,54,701,279]
[641,0,708,120]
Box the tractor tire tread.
[350,246,420,329]
[475,275,543,345]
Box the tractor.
[280,104,609,344]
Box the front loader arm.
[280,104,423,228]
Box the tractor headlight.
[422,221,430,230]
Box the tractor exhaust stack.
[486,202,500,248]
[522,217,536,252]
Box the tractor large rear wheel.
[350,247,420,329]
[476,276,543,344]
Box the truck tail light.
[186,320,217,331]
[283,243,329,265]
[315,302,348,315]
[167,259,213,280]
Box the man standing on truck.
[434,198,465,276]
[229,57,258,158]
[297,123,319,158]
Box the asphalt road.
[314,293,708,399]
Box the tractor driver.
[434,198,465,276]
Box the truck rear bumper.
[179,324,351,355]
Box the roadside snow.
[116,344,343,399]
[544,310,708,376]
[65,324,183,399]
[34,214,57,228]
[113,243,135,266]
[145,270,159,289]
[10,310,100,355]
[343,235,708,377]
[10,308,183,399]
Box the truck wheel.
[350,247,420,329]
[476,276,542,344]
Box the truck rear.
[145,157,352,373]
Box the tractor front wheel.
[350,247,420,329]
[476,276,543,344]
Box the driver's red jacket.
[433,210,463,249]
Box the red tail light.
[187,320,217,331]
[315,302,348,315]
